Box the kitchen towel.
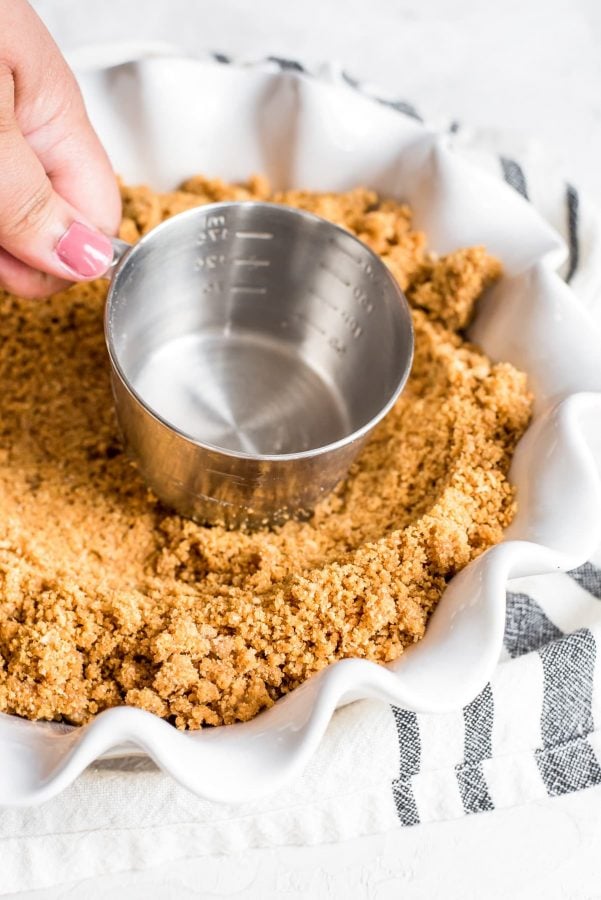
[1,57,601,895]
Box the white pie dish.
[0,50,600,806]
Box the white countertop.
[12,784,601,899]
[13,1,601,896]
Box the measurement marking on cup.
[291,312,326,337]
[290,312,347,355]
[231,286,267,295]
[329,238,375,278]
[308,288,339,314]
[339,309,363,338]
[329,239,361,265]
[195,254,227,270]
[353,286,374,314]
[199,281,223,294]
[318,262,351,287]
[235,231,274,240]
[197,230,228,245]
[234,258,271,268]
[307,288,363,339]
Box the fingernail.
[56,222,113,278]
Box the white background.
[11,1,601,897]
[34,0,601,203]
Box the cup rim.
[104,201,415,463]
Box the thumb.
[0,65,113,283]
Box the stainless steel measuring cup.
[104,201,414,528]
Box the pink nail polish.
[56,222,113,278]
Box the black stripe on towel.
[391,707,421,825]
[455,683,495,814]
[569,562,601,600]
[340,71,423,122]
[504,592,564,658]
[500,157,529,200]
[374,96,423,122]
[268,56,306,73]
[536,629,601,795]
[341,69,361,90]
[566,184,580,283]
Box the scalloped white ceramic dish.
[1,50,601,806]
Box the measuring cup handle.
[102,237,133,280]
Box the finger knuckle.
[3,180,53,238]
[0,64,16,135]
[0,114,15,137]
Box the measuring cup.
[105,201,414,528]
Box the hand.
[0,0,121,298]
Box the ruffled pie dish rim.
[0,51,600,806]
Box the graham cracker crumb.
[0,175,531,729]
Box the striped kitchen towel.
[392,576,601,825]
[2,55,601,894]
[339,65,601,825]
